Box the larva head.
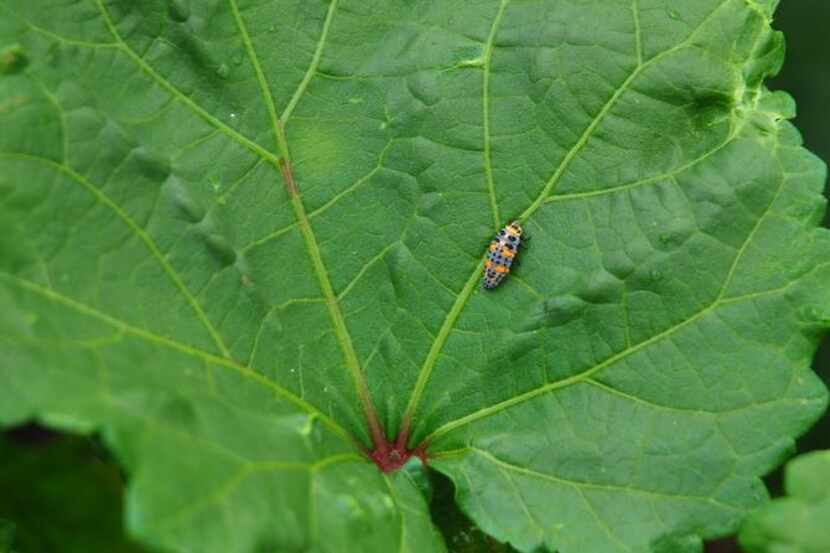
[504,221,523,247]
[507,221,523,236]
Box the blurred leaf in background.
[739,450,830,553]
[0,518,17,553]
[0,431,149,553]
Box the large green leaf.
[739,450,830,553]
[0,0,828,552]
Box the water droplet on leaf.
[457,57,485,68]
[216,63,230,79]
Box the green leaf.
[0,1,828,552]
[739,450,830,553]
[0,519,15,553]
[0,433,148,553]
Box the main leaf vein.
[225,0,381,446]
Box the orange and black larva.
[483,221,523,289]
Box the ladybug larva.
[483,220,523,290]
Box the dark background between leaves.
[2,2,828,552]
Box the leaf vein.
[281,0,340,122]
[0,273,350,442]
[482,0,510,230]
[440,447,741,508]
[91,0,281,165]
[227,0,378,444]
[0,152,232,358]
[545,131,736,204]
[227,0,283,155]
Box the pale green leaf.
[739,450,830,553]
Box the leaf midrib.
[482,0,509,230]
[223,0,384,445]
